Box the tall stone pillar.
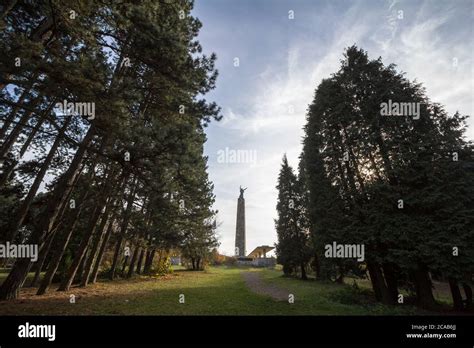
[235,186,246,257]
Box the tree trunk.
[313,254,321,280]
[196,258,201,271]
[412,267,437,310]
[448,278,464,311]
[0,138,90,301]
[5,114,71,242]
[78,171,123,286]
[300,263,307,280]
[74,250,88,285]
[0,35,128,298]
[0,85,35,140]
[136,248,145,274]
[0,98,40,158]
[29,15,55,43]
[110,235,124,280]
[0,258,33,300]
[120,254,130,276]
[126,246,140,278]
[143,250,152,274]
[367,262,393,304]
[91,218,114,284]
[461,282,472,310]
[57,203,103,291]
[383,263,399,303]
[282,264,292,276]
[80,212,111,287]
[29,231,55,287]
[109,178,137,280]
[36,166,96,295]
[0,111,46,188]
[36,126,95,237]
[36,213,80,295]
[143,249,155,275]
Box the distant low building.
[247,245,276,268]
[247,245,273,259]
[235,245,276,267]
[170,256,181,265]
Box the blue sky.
[192,0,474,256]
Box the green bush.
[329,284,374,306]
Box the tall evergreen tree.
[301,46,473,309]
[275,155,312,279]
[0,0,221,300]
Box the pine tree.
[0,0,221,300]
[275,155,312,279]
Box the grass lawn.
[0,266,447,315]
[258,269,431,315]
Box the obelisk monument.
[235,186,246,257]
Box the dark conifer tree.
[275,155,312,279]
[301,46,473,309]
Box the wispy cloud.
[195,0,473,255]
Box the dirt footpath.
[241,271,289,301]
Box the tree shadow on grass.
[0,279,281,315]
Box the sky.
[192,0,474,256]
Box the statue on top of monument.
[239,186,247,199]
